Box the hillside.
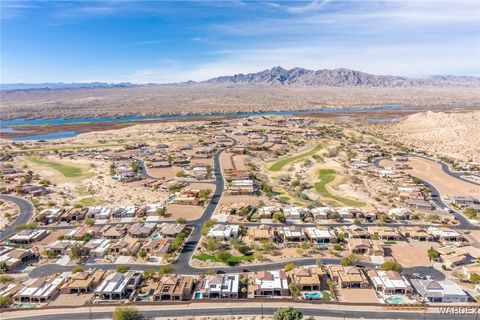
[204,67,480,87]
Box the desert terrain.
[1,84,480,120]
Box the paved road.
[1,304,465,320]
[372,157,479,231]
[414,154,480,186]
[135,158,156,179]
[0,194,34,241]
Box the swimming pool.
[386,296,404,304]
[151,234,161,239]
[304,292,323,300]
[193,291,203,299]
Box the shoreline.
[1,105,479,140]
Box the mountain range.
[203,67,480,87]
[2,67,479,90]
[0,82,136,91]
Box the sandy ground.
[165,204,205,220]
[335,287,379,303]
[387,241,440,267]
[217,195,266,207]
[0,200,18,231]
[48,293,94,307]
[148,166,184,179]
[380,157,480,199]
[373,111,480,162]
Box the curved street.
[372,157,479,231]
[0,194,35,241]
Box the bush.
[470,273,480,284]
[159,264,174,276]
[284,262,297,272]
[380,261,403,272]
[116,265,130,273]
[274,307,303,320]
[71,266,84,274]
[0,275,13,283]
[176,217,187,224]
[0,296,12,308]
[112,306,142,320]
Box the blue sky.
[1,0,479,83]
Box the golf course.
[269,143,323,172]
[314,169,366,207]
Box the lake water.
[0,104,402,127]
[0,104,403,141]
[8,131,78,141]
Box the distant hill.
[0,82,136,91]
[204,66,480,87]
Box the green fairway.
[269,143,323,172]
[314,169,366,207]
[29,157,85,177]
[193,253,254,266]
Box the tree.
[0,275,13,284]
[352,219,362,226]
[206,238,221,252]
[284,262,297,272]
[260,239,273,251]
[380,261,403,272]
[71,266,84,274]
[85,218,95,226]
[0,296,12,308]
[427,247,439,261]
[340,254,359,266]
[156,207,167,217]
[112,306,142,320]
[176,217,187,224]
[143,269,156,281]
[159,264,174,276]
[273,307,303,320]
[0,261,7,272]
[273,212,285,222]
[138,249,147,259]
[116,265,130,273]
[470,273,480,284]
[69,243,84,260]
[131,161,139,172]
[176,170,186,177]
[198,189,212,200]
[464,207,477,219]
[289,282,301,299]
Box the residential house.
[276,226,306,245]
[398,227,434,241]
[94,271,142,300]
[247,225,275,244]
[201,274,239,299]
[326,265,370,288]
[15,277,66,303]
[410,279,468,303]
[9,229,48,245]
[249,271,289,297]
[0,246,35,270]
[128,223,157,238]
[143,238,171,257]
[368,227,403,241]
[367,270,413,295]
[287,267,326,291]
[207,224,240,241]
[153,275,195,301]
[348,238,384,256]
[304,227,337,244]
[428,227,463,243]
[60,270,106,294]
[283,207,308,221]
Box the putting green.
[269,143,323,172]
[314,169,366,207]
